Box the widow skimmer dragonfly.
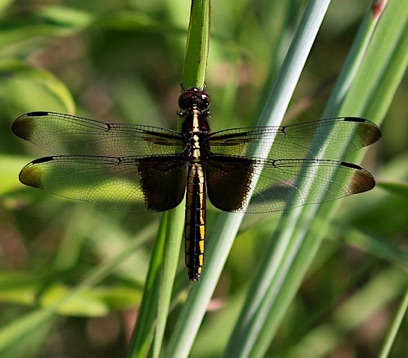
[12,87,381,281]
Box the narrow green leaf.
[226,1,407,356]
[376,181,408,196]
[0,60,75,113]
[164,1,211,357]
[378,288,408,358]
[182,0,211,89]
[128,213,167,357]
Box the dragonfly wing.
[204,157,254,212]
[12,112,184,157]
[209,118,381,160]
[19,155,187,212]
[206,155,375,213]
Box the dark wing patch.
[205,156,254,211]
[206,156,374,213]
[19,155,187,212]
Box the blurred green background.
[0,0,407,357]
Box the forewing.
[12,112,183,156]
[19,155,187,212]
[209,118,381,160]
[206,156,375,213]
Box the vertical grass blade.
[225,1,407,356]
[166,1,332,357]
[129,1,211,357]
[127,214,167,357]
[378,288,408,358]
[182,0,211,89]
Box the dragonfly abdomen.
[185,163,206,281]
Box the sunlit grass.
[0,0,407,357]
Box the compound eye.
[178,91,192,109]
[196,93,210,110]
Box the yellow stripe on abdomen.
[185,163,206,281]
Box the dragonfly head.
[178,87,211,112]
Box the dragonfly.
[12,87,381,281]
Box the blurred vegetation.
[0,0,407,357]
